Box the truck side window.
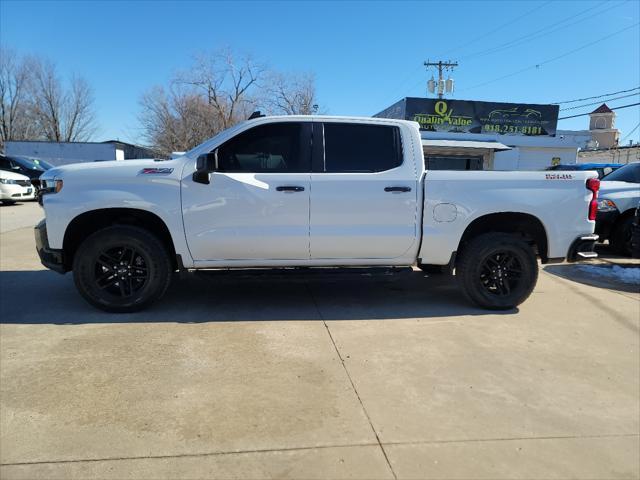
[216,122,306,173]
[322,124,402,173]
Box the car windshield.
[601,163,640,183]
[13,156,54,171]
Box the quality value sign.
[378,98,559,136]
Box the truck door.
[181,121,311,262]
[309,122,418,260]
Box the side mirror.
[193,150,218,185]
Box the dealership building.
[375,97,591,170]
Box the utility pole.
[424,60,458,99]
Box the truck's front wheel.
[456,233,538,310]
[72,226,172,313]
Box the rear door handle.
[384,186,411,193]
[276,185,305,192]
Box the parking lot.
[1,201,638,479]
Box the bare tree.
[30,58,97,142]
[139,48,324,154]
[139,85,220,157]
[263,72,319,115]
[0,47,35,148]
[176,48,265,129]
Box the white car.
[35,115,599,312]
[0,169,35,205]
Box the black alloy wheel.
[73,226,172,312]
[478,251,523,297]
[456,232,538,310]
[94,246,150,298]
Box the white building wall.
[421,129,590,171]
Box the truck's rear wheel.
[72,226,172,313]
[456,233,538,310]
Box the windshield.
[13,156,54,171]
[601,163,640,183]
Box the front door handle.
[276,185,305,192]
[384,186,412,193]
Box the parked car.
[0,154,54,193]
[546,163,623,179]
[596,162,640,256]
[0,169,35,205]
[631,201,640,259]
[36,115,600,313]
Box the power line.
[560,92,640,111]
[552,86,640,104]
[459,0,615,62]
[558,102,640,120]
[436,0,553,58]
[459,22,639,92]
[379,0,556,106]
[622,122,640,141]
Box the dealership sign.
[375,98,559,136]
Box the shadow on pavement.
[0,267,517,324]
[544,263,640,294]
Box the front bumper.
[34,219,66,273]
[567,234,599,262]
[0,184,35,200]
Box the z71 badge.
[140,168,174,175]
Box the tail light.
[586,178,600,221]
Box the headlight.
[597,199,617,212]
[41,177,63,194]
[0,178,17,184]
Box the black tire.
[72,225,172,313]
[1,200,16,205]
[632,220,640,259]
[456,232,538,310]
[610,216,633,257]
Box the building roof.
[591,103,613,114]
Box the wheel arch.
[457,212,549,262]
[63,208,178,271]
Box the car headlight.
[597,199,617,212]
[40,177,63,194]
[0,178,17,184]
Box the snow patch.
[576,265,640,285]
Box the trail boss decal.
[545,173,574,180]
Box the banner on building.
[375,98,559,136]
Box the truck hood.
[41,158,184,182]
[0,169,31,181]
[599,181,640,196]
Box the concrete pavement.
[1,203,638,479]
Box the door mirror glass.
[196,150,218,172]
[193,150,218,184]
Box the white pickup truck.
[35,115,600,312]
